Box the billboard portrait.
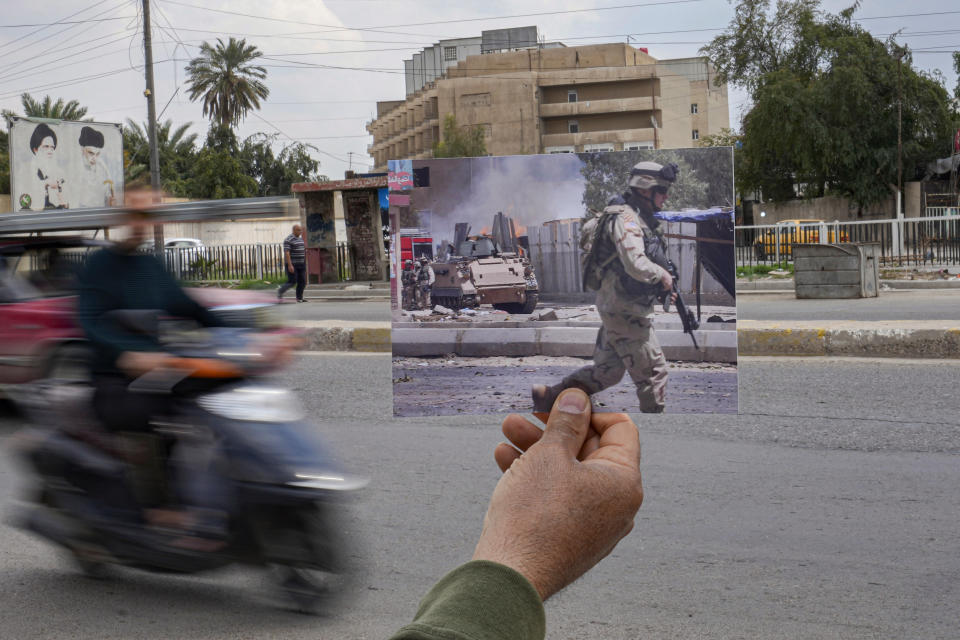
[391,148,738,417]
[8,116,123,212]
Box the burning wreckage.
[429,212,539,315]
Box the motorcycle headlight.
[197,386,304,422]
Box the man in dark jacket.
[77,189,229,547]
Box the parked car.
[753,219,850,260]
[0,237,275,388]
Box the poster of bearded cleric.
[390,148,737,417]
[8,116,122,212]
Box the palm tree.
[185,37,269,129]
[123,118,198,192]
[1,92,90,122]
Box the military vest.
[582,203,666,302]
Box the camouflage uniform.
[401,260,417,310]
[535,161,677,413]
[415,259,435,310]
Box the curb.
[295,322,960,359]
[737,325,960,358]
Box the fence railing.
[736,214,960,269]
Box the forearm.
[390,561,545,640]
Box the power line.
[0,16,134,28]
[0,35,138,86]
[0,0,115,56]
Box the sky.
[1,0,957,180]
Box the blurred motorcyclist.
[76,188,230,550]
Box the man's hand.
[287,263,294,274]
[659,268,673,291]
[473,389,644,601]
[116,351,173,377]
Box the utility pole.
[896,46,905,219]
[142,0,163,250]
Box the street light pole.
[142,0,163,250]
[896,45,905,220]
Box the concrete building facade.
[368,42,729,171]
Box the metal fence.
[160,243,286,281]
[736,215,960,269]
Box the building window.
[568,120,579,134]
[545,146,575,154]
[444,46,457,61]
[567,90,578,103]
[583,143,614,152]
[691,103,699,114]
[624,142,654,150]
[692,129,700,140]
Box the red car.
[0,237,277,387]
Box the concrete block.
[537,327,597,357]
[460,329,538,357]
[392,328,461,357]
[353,327,392,352]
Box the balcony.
[541,128,657,149]
[539,96,658,119]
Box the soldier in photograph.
[401,259,418,310]
[416,256,435,309]
[533,161,679,414]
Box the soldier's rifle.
[656,254,700,351]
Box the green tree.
[578,150,727,212]
[702,0,955,209]
[123,118,198,194]
[432,114,487,158]
[953,52,960,99]
[1,92,90,121]
[239,133,320,196]
[187,147,257,199]
[185,37,269,129]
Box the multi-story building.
[367,32,729,171]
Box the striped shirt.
[283,233,306,265]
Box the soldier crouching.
[533,161,679,413]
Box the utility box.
[794,243,880,299]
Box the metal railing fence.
[736,215,960,269]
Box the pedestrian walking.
[278,224,307,302]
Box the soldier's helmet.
[419,257,429,264]
[404,259,414,266]
[628,161,679,191]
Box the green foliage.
[185,37,269,128]
[1,93,90,122]
[123,118,198,194]
[187,147,258,200]
[238,133,320,196]
[578,148,734,212]
[432,114,487,158]
[736,263,794,278]
[702,0,956,209]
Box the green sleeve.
[389,561,545,640]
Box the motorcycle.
[10,312,366,612]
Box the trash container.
[793,243,880,299]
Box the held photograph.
[390,148,737,417]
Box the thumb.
[539,388,592,457]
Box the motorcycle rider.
[76,188,230,550]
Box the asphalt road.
[1,355,958,639]
[737,289,960,322]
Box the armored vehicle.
[431,212,538,314]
